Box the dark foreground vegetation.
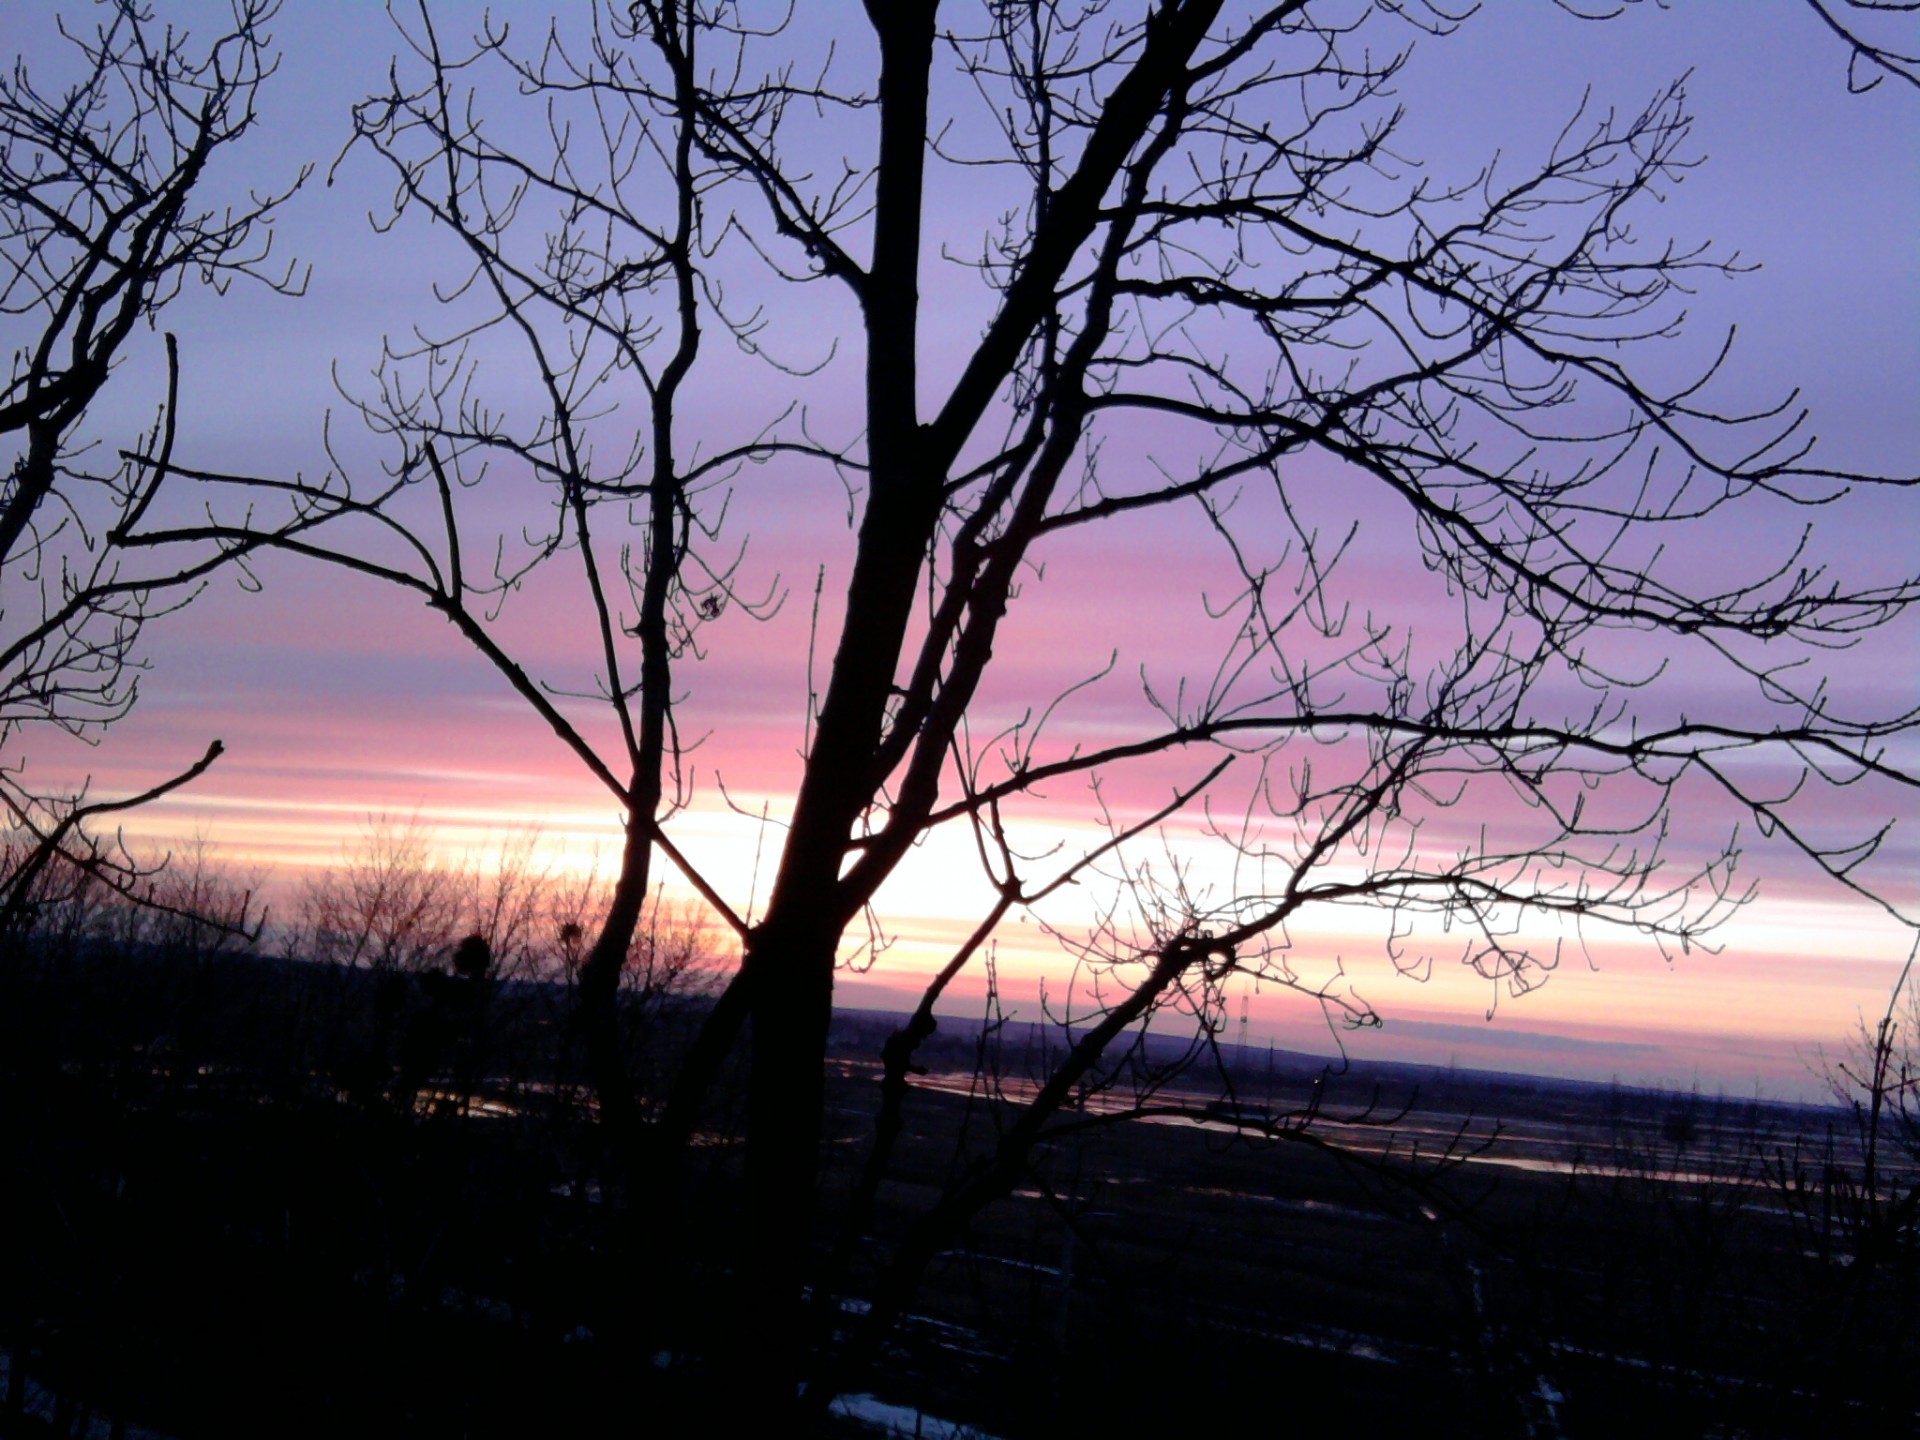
[4,864,1916,1438]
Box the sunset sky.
[11,0,1918,1101]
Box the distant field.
[815,1013,1913,1436]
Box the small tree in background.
[1770,945,1920,1410]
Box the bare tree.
[122,0,1919,1415]
[0,0,305,935]
[1800,0,1920,90]
[296,814,465,973]
[1780,942,1920,1277]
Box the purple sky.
[12,1,1919,1100]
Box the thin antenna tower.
[1238,991,1250,1060]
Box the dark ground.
[3,942,1914,1437]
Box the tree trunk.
[732,4,941,1413]
[578,805,652,1144]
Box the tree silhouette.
[121,0,1918,1417]
[1,0,305,932]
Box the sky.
[8,0,1919,1102]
